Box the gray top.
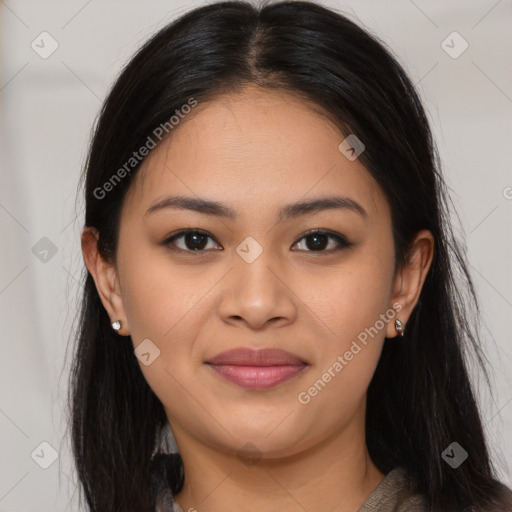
[357,468,426,511]
[155,467,426,512]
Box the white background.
[1,1,511,510]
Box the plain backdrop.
[1,1,511,510]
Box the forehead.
[123,86,388,222]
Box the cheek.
[117,246,217,383]
[302,250,395,348]
[119,242,210,341]
[118,259,212,417]
[295,246,395,408]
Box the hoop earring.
[395,319,406,337]
[112,320,121,332]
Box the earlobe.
[81,227,130,336]
[386,230,434,338]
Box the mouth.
[205,348,308,390]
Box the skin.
[82,85,434,512]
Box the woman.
[70,1,512,511]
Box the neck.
[171,416,385,512]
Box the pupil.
[308,234,327,250]
[186,233,207,250]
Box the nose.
[216,245,298,331]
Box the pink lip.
[206,348,308,389]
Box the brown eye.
[292,229,351,252]
[164,229,221,252]
[164,228,351,255]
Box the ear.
[385,229,434,338]
[81,227,130,336]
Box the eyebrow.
[145,194,368,221]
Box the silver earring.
[112,320,121,332]
[395,319,405,337]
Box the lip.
[205,348,308,390]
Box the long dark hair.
[69,1,510,510]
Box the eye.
[163,228,351,255]
[292,229,351,253]
[164,229,221,253]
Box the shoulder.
[358,467,512,512]
[358,467,426,512]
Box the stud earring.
[112,320,121,332]
[395,319,406,337]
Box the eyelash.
[163,228,352,255]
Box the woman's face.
[108,86,408,459]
